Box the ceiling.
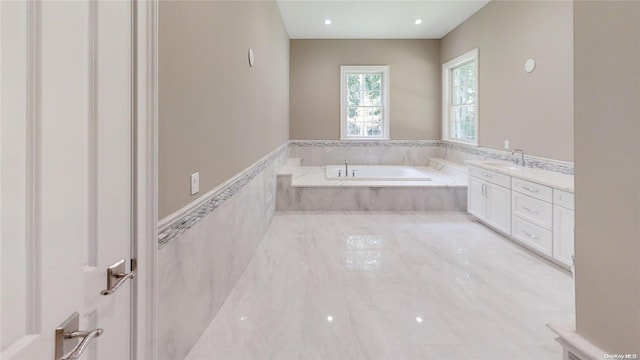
[276,1,490,39]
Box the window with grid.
[340,66,390,139]
[442,49,478,145]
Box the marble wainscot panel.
[441,141,574,175]
[157,142,287,360]
[288,140,443,166]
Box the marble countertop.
[466,160,574,192]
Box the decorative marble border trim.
[289,140,441,148]
[442,141,574,175]
[157,142,288,249]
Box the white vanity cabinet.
[467,164,575,270]
[468,167,511,235]
[511,180,554,257]
[553,190,575,268]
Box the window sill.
[442,138,478,146]
[339,137,391,141]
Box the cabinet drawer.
[469,167,510,188]
[512,192,552,230]
[512,215,553,257]
[512,177,552,202]
[553,189,574,210]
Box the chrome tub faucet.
[345,160,349,177]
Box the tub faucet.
[511,149,525,167]
[344,160,349,177]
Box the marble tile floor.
[184,212,574,360]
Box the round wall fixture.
[524,58,536,73]
[248,48,255,67]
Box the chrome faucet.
[344,160,349,177]
[511,149,525,167]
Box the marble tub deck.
[279,163,467,188]
[276,162,468,211]
[185,212,574,360]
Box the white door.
[1,1,134,359]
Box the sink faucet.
[511,149,525,167]
[344,160,349,177]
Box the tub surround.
[277,158,467,211]
[281,159,466,189]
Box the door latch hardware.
[55,312,103,360]
[100,258,136,296]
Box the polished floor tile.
[185,212,574,360]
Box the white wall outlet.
[190,172,200,195]
[504,140,510,150]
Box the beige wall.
[574,1,640,353]
[441,1,573,161]
[289,40,441,140]
[159,1,289,218]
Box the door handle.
[100,258,136,296]
[55,312,103,360]
[60,329,104,360]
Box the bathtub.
[325,165,432,181]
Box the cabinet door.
[486,183,511,234]
[468,177,486,219]
[553,205,575,267]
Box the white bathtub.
[325,165,432,181]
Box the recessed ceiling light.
[325,19,332,25]
[415,19,423,25]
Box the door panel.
[1,1,133,359]
[1,0,30,351]
[89,1,133,358]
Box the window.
[442,49,478,145]
[340,66,390,140]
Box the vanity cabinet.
[511,180,554,256]
[467,165,575,270]
[553,190,575,268]
[468,169,511,235]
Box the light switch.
[190,172,199,195]
[504,140,510,150]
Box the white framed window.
[442,49,478,145]
[340,65,390,140]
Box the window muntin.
[340,66,390,139]
[443,49,478,145]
